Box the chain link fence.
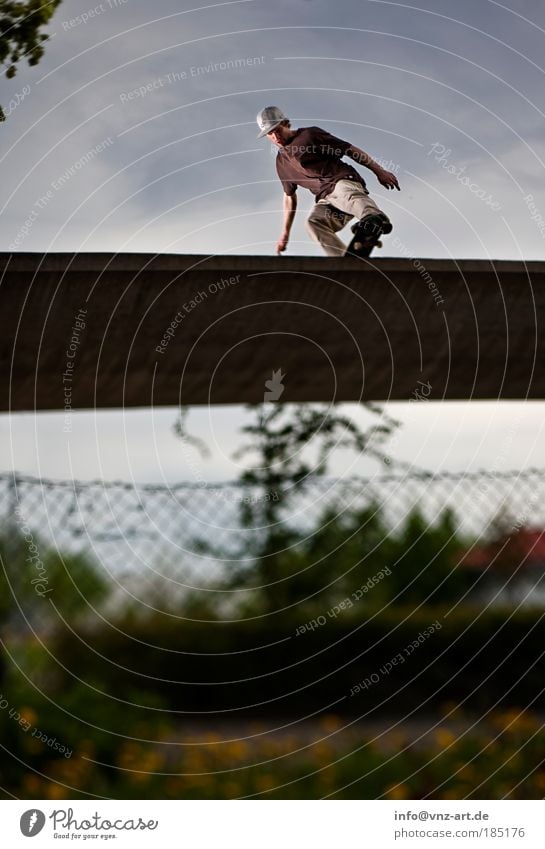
[1,467,545,592]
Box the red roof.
[463,528,545,570]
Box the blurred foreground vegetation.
[3,685,545,799]
[1,494,545,799]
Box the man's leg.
[325,179,392,229]
[306,203,352,257]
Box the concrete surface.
[1,253,543,410]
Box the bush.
[51,606,545,716]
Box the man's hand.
[346,146,401,191]
[276,233,289,254]
[375,167,400,190]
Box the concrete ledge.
[1,252,544,411]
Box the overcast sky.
[2,0,545,482]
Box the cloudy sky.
[2,0,545,482]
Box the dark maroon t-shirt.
[275,126,367,201]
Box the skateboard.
[345,214,390,258]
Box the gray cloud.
[2,0,545,479]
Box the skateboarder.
[257,106,400,257]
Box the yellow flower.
[129,770,152,784]
[204,731,222,744]
[320,714,344,733]
[225,741,249,762]
[117,742,141,769]
[455,764,475,781]
[24,737,43,754]
[254,774,277,794]
[386,783,410,799]
[491,709,526,733]
[22,774,41,794]
[182,749,209,772]
[46,783,67,799]
[19,707,38,726]
[258,739,283,758]
[78,739,96,757]
[222,781,242,798]
[533,772,545,792]
[446,785,471,799]
[497,783,514,798]
[139,750,165,772]
[440,701,461,718]
[434,729,457,748]
[386,730,408,750]
[311,742,334,762]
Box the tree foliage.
[176,402,398,612]
[233,401,398,522]
[174,403,475,617]
[0,523,108,632]
[0,0,62,119]
[383,506,472,606]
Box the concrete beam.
[1,252,543,411]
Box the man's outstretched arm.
[276,191,297,254]
[345,145,400,190]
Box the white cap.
[256,105,288,138]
